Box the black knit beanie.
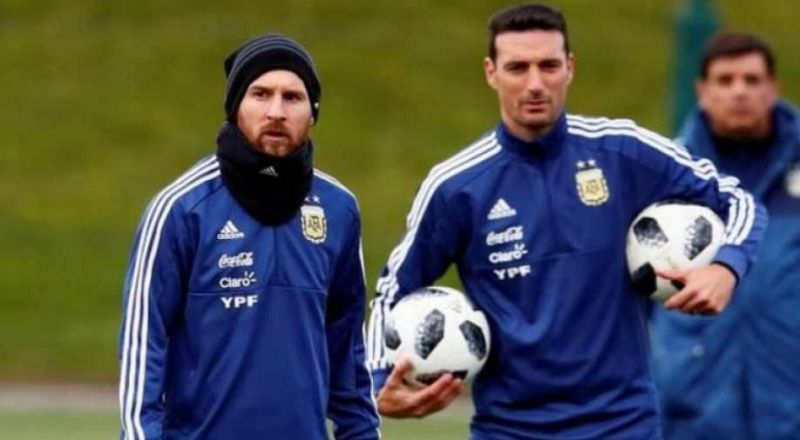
[223,34,321,123]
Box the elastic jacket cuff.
[713,244,751,284]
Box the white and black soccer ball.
[626,200,725,302]
[384,286,490,385]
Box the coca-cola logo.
[218,252,254,269]
[485,226,524,246]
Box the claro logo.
[488,244,528,264]
[219,271,257,289]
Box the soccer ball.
[384,286,490,385]
[626,200,725,302]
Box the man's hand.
[658,263,737,315]
[376,357,463,418]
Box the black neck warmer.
[216,122,313,226]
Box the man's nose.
[526,69,545,92]
[265,98,287,120]
[730,77,750,96]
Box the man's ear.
[566,53,575,85]
[766,76,779,108]
[484,57,497,90]
[695,79,708,110]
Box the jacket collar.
[495,112,568,158]
[680,101,800,198]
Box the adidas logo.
[488,198,517,220]
[260,166,279,177]
[217,220,245,240]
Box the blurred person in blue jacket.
[651,32,800,439]
[117,34,379,439]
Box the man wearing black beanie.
[217,33,322,226]
[118,34,380,439]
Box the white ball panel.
[384,286,491,384]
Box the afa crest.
[301,205,327,244]
[575,159,610,206]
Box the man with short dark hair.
[118,34,380,439]
[652,32,800,439]
[367,4,766,439]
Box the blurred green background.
[0,0,797,436]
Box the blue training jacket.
[651,101,800,439]
[118,156,380,439]
[367,113,766,440]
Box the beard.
[257,122,310,157]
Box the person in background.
[652,32,800,440]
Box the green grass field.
[0,411,119,440]
[0,385,474,438]
[0,410,470,439]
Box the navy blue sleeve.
[327,210,381,440]
[630,124,768,281]
[366,178,465,392]
[119,196,193,440]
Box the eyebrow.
[247,84,306,95]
